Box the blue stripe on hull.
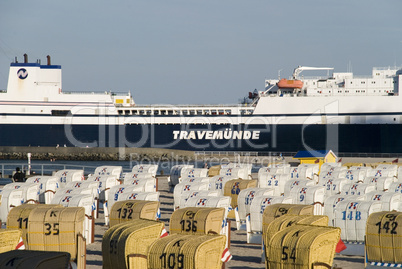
[1,124,401,153]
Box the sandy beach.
[85,175,366,269]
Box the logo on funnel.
[17,68,28,79]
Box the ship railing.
[194,151,297,157]
[195,151,259,157]
[62,91,112,95]
[61,90,131,95]
[134,104,240,108]
[347,75,376,79]
[373,66,401,71]
[337,152,402,158]
[259,92,278,97]
[293,75,332,80]
[195,151,402,159]
[259,92,303,97]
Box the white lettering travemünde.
[173,130,260,140]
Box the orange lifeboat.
[277,78,303,89]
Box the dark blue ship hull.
[1,123,402,155]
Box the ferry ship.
[1,54,402,155]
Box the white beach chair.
[287,185,326,215]
[179,168,209,183]
[258,173,290,196]
[322,178,349,195]
[52,193,96,245]
[173,182,210,210]
[25,176,60,204]
[365,191,402,211]
[3,183,40,204]
[53,169,84,188]
[341,183,376,196]
[219,167,249,180]
[104,184,145,225]
[323,194,364,226]
[334,200,382,242]
[283,179,315,194]
[168,164,194,187]
[209,175,236,195]
[362,176,395,191]
[92,166,122,178]
[124,178,156,192]
[0,188,23,224]
[131,164,159,177]
[246,195,293,244]
[236,187,274,230]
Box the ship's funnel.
[24,53,28,63]
[47,55,51,65]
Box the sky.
[1,0,401,105]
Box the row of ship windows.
[337,90,367,93]
[308,81,394,85]
[335,90,389,93]
[314,89,390,94]
[351,81,393,84]
[117,109,254,116]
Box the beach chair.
[6,204,63,248]
[3,183,40,205]
[92,165,122,178]
[342,183,376,196]
[176,190,220,210]
[148,234,226,269]
[364,191,402,211]
[334,199,382,255]
[53,169,84,188]
[109,200,160,227]
[168,164,194,188]
[105,184,147,225]
[219,167,250,179]
[179,168,209,183]
[361,176,395,189]
[0,250,72,268]
[52,193,96,244]
[26,206,86,268]
[246,196,293,244]
[0,188,23,224]
[365,211,402,268]
[283,179,315,195]
[102,219,164,269]
[180,177,210,185]
[131,164,159,177]
[323,194,364,226]
[124,177,157,192]
[258,173,290,196]
[322,178,349,195]
[173,182,210,210]
[87,174,120,218]
[208,175,236,195]
[297,163,320,182]
[116,192,161,220]
[236,187,274,230]
[223,179,257,219]
[345,167,370,183]
[25,176,60,204]
[265,224,340,269]
[287,185,326,215]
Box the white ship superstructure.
[1,54,402,154]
